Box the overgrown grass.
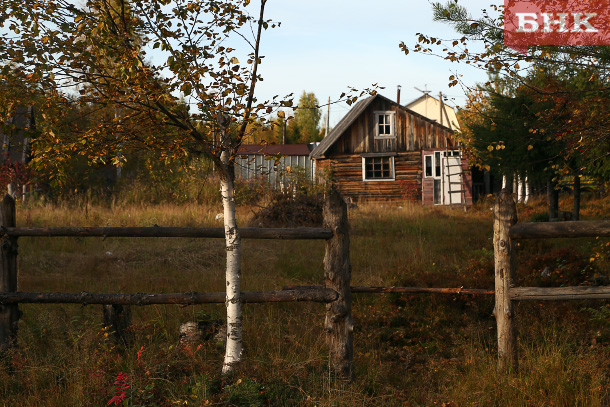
[1,194,610,406]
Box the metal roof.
[237,144,313,156]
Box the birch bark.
[220,148,242,375]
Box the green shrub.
[530,211,549,222]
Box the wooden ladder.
[444,146,466,207]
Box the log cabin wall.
[318,152,422,202]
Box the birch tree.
[0,0,283,375]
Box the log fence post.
[493,189,518,372]
[103,304,133,346]
[323,190,353,381]
[0,194,19,351]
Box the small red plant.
[137,345,145,361]
[107,371,131,406]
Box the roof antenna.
[414,85,431,96]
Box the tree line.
[242,91,326,145]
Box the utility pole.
[325,97,330,138]
[439,92,444,127]
[282,118,286,144]
[439,91,449,148]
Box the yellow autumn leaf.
[528,145,533,150]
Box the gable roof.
[309,96,377,159]
[310,93,452,159]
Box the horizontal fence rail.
[510,286,610,301]
[0,226,333,240]
[509,220,610,239]
[284,285,494,295]
[0,191,356,380]
[0,288,339,305]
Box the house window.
[425,155,433,177]
[435,151,441,177]
[362,155,395,181]
[374,112,395,138]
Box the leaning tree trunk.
[220,150,242,376]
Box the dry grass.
[1,194,610,406]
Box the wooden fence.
[0,191,354,378]
[494,189,610,372]
[4,187,604,380]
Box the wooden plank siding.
[326,97,453,157]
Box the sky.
[251,0,499,126]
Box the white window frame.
[361,153,396,182]
[424,152,443,179]
[374,111,395,139]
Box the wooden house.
[309,94,472,205]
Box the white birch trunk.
[220,150,242,375]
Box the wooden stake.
[493,189,518,372]
[0,194,19,351]
[323,190,353,381]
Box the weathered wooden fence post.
[0,194,19,351]
[493,189,518,372]
[103,304,133,346]
[323,190,353,381]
